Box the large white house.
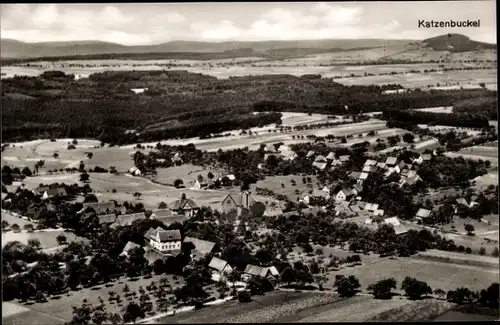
[145,227,182,253]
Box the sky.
[0,2,496,45]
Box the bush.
[367,278,397,300]
[237,290,252,303]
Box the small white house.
[335,188,355,202]
[130,88,148,94]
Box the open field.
[1,227,85,249]
[153,164,208,188]
[2,139,152,172]
[434,309,499,321]
[3,273,184,323]
[473,171,498,190]
[445,152,498,167]
[324,256,499,293]
[246,175,318,202]
[2,60,495,89]
[414,249,499,269]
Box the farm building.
[193,178,213,190]
[335,188,355,202]
[302,189,329,205]
[365,203,380,212]
[415,208,433,221]
[456,198,479,208]
[400,174,422,187]
[314,155,327,163]
[184,236,217,261]
[339,155,350,162]
[265,144,278,153]
[111,212,147,228]
[281,150,298,161]
[376,162,386,169]
[243,265,279,281]
[150,209,187,226]
[357,172,369,184]
[97,213,117,226]
[221,191,257,214]
[350,171,362,180]
[209,257,233,282]
[145,228,182,253]
[278,144,291,152]
[170,194,200,217]
[306,150,315,158]
[120,241,142,257]
[383,217,401,227]
[362,165,377,173]
[326,152,336,160]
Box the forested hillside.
[1,70,495,144]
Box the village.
[2,119,499,323]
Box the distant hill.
[1,34,495,61]
[422,34,496,52]
[1,38,412,59]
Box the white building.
[145,227,182,253]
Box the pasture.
[1,227,84,250]
[153,164,209,188]
[473,171,498,190]
[325,256,499,293]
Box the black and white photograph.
[1,1,498,323]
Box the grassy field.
[2,139,152,172]
[473,171,498,190]
[247,175,319,202]
[3,274,184,323]
[415,249,499,269]
[324,256,499,293]
[153,164,209,188]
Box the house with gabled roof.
[221,191,257,214]
[362,165,377,173]
[350,171,361,180]
[376,162,386,169]
[415,208,433,221]
[383,217,401,227]
[385,156,398,167]
[145,227,182,253]
[364,203,379,212]
[183,236,217,261]
[265,144,278,153]
[209,257,233,282]
[314,155,327,163]
[335,188,355,202]
[364,159,377,167]
[41,187,67,200]
[352,184,363,196]
[98,214,117,226]
[150,209,187,226]
[172,152,183,165]
[281,150,298,161]
[357,172,369,184]
[278,144,291,153]
[263,205,284,217]
[339,155,350,162]
[326,152,336,160]
[306,150,315,158]
[243,265,279,281]
[111,212,147,228]
[78,201,124,215]
[120,241,142,257]
[171,194,200,217]
[312,161,327,170]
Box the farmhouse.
[415,208,433,221]
[265,144,278,153]
[335,188,355,202]
[40,187,67,200]
[281,150,298,161]
[362,165,377,173]
[184,236,217,261]
[383,217,401,227]
[193,178,212,190]
[98,213,117,226]
[150,209,187,226]
[243,265,279,281]
[302,189,330,204]
[209,257,233,282]
[171,194,200,217]
[339,155,350,162]
[221,191,257,213]
[120,241,142,257]
[357,172,369,184]
[278,144,291,153]
[456,198,479,208]
[145,227,182,253]
[306,150,315,158]
[111,212,147,228]
[314,155,327,163]
[326,152,336,160]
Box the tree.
[133,192,142,200]
[2,220,9,230]
[207,171,214,179]
[479,247,486,255]
[23,224,34,232]
[434,288,446,300]
[72,139,78,145]
[11,223,20,233]
[91,305,109,325]
[237,290,252,303]
[402,133,415,143]
[174,179,184,188]
[56,234,67,245]
[280,266,296,286]
[335,275,361,297]
[80,173,90,183]
[367,278,397,299]
[21,167,32,177]
[122,302,145,323]
[28,238,41,250]
[250,202,266,218]
[492,247,499,257]
[109,313,122,325]
[87,152,93,159]
[158,201,168,209]
[53,152,59,159]
[70,301,92,325]
[464,224,475,236]
[153,259,165,275]
[401,277,433,300]
[314,275,328,291]
[478,283,499,309]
